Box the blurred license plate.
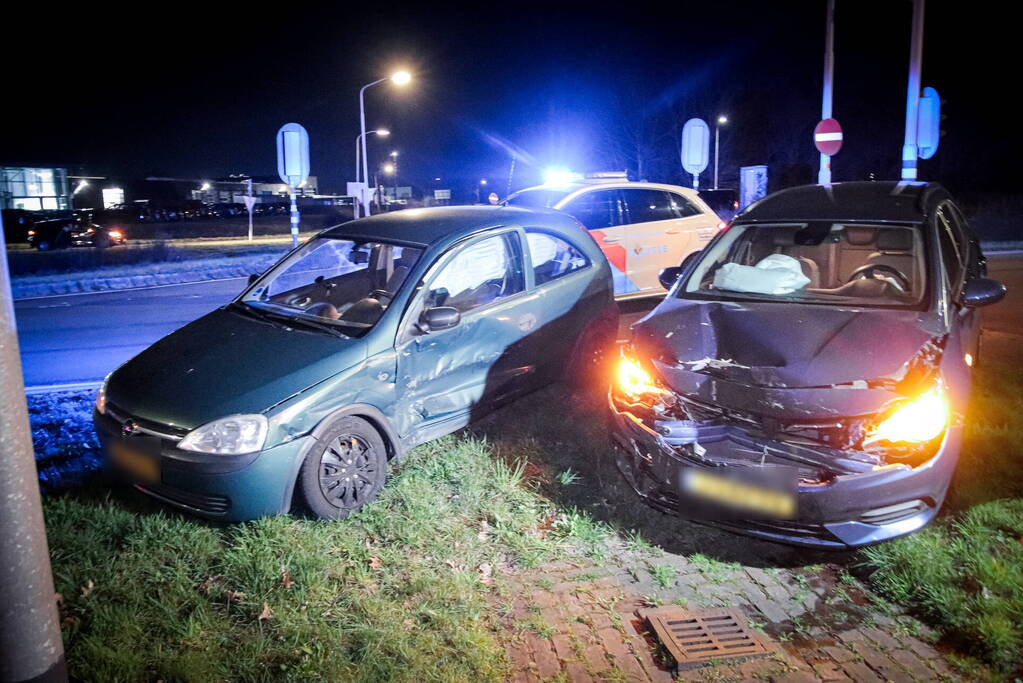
[681,468,795,519]
[110,442,160,484]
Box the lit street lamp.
[359,71,411,216]
[714,115,727,190]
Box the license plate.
[681,468,795,519]
[110,442,160,484]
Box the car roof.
[510,181,702,206]
[319,205,579,247]
[736,181,950,224]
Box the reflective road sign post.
[276,123,310,248]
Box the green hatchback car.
[95,206,617,520]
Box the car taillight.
[108,229,123,239]
[717,221,730,231]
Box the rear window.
[525,230,590,285]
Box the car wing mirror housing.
[963,277,1006,308]
[658,266,682,290]
[248,273,259,285]
[419,306,460,332]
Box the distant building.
[190,175,319,204]
[0,166,70,211]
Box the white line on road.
[24,381,102,396]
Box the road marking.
[14,275,248,302]
[24,381,102,396]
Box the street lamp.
[714,115,728,190]
[355,129,390,183]
[359,70,412,216]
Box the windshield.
[239,237,422,336]
[504,187,574,208]
[680,222,927,307]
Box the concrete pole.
[0,213,67,683]
[246,178,253,241]
[819,0,835,184]
[901,0,925,180]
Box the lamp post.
[389,151,399,202]
[359,71,411,216]
[354,129,389,217]
[477,178,488,204]
[714,115,727,190]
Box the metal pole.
[819,0,835,184]
[289,186,299,248]
[0,213,67,683]
[692,173,699,190]
[901,0,925,180]
[505,157,516,199]
[714,124,720,190]
[359,79,385,217]
[246,178,253,241]
[354,133,363,219]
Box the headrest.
[877,229,914,251]
[844,226,877,245]
[771,229,799,246]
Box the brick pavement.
[493,553,960,682]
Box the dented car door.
[393,230,536,441]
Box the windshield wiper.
[286,315,350,338]
[229,301,295,330]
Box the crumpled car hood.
[106,306,365,430]
[634,298,944,390]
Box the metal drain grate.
[646,606,775,671]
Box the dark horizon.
[3,1,1014,200]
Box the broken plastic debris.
[713,254,810,295]
[680,357,750,371]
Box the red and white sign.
[814,118,843,156]
[488,192,499,205]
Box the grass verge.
[860,350,1023,673]
[45,435,584,681]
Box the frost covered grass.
[10,244,288,298]
[29,390,103,492]
[860,355,1023,673]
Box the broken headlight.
[864,384,949,448]
[178,414,268,455]
[617,356,667,400]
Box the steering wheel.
[368,289,393,303]
[847,264,910,292]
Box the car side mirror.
[658,267,682,290]
[962,277,1006,308]
[248,273,259,285]
[419,306,460,332]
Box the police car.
[505,173,723,299]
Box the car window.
[621,189,677,224]
[561,189,623,230]
[525,230,590,285]
[667,193,702,218]
[680,222,926,308]
[935,207,965,293]
[426,233,524,314]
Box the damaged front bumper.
[607,391,960,549]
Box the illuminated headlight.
[178,415,268,455]
[866,386,949,446]
[617,357,666,399]
[95,376,108,414]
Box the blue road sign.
[917,87,940,160]
[276,123,310,186]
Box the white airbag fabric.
[713,254,810,294]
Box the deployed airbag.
[713,254,810,295]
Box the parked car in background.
[610,181,1005,548]
[27,213,127,250]
[698,188,740,222]
[95,206,618,521]
[505,174,723,299]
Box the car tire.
[565,322,614,391]
[297,416,388,520]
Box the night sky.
[3,1,1015,199]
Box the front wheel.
[297,416,388,520]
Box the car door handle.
[602,236,620,243]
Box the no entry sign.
[814,118,843,156]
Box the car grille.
[135,483,230,515]
[104,401,188,441]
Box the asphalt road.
[13,255,1023,389]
